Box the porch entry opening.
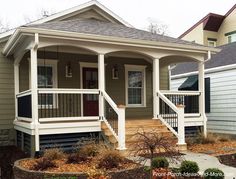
[83,68,99,116]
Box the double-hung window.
[125,65,146,107]
[37,60,58,107]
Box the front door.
[83,68,99,116]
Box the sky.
[0,0,235,37]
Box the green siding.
[19,51,171,119]
[0,42,15,130]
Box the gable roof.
[171,41,236,75]
[25,18,207,47]
[0,0,132,41]
[179,4,236,39]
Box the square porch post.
[153,58,160,119]
[30,34,40,152]
[198,61,207,137]
[98,54,105,119]
[14,63,19,120]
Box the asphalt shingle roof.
[172,42,236,75]
[25,19,204,47]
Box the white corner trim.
[125,64,147,108]
[171,63,236,80]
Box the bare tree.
[129,129,182,179]
[0,19,9,33]
[147,17,169,35]
[23,8,54,24]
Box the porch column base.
[177,143,187,151]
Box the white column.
[177,104,186,145]
[98,54,105,120]
[117,105,126,150]
[153,58,160,119]
[30,48,40,151]
[198,62,207,137]
[14,63,19,120]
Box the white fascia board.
[0,0,133,42]
[171,63,236,79]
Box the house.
[171,4,236,136]
[0,0,218,156]
[179,4,236,47]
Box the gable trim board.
[0,0,132,42]
[171,63,236,80]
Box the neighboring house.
[171,4,236,136]
[179,4,236,47]
[0,0,217,156]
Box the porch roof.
[25,19,205,47]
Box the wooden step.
[101,119,177,150]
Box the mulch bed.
[188,141,236,156]
[0,146,28,179]
[217,153,236,168]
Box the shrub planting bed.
[217,153,236,168]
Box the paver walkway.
[173,152,236,179]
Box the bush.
[180,160,199,174]
[151,157,169,169]
[98,150,124,169]
[66,153,88,164]
[79,144,99,158]
[203,168,224,179]
[32,157,56,171]
[43,148,65,160]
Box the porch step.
[101,118,177,151]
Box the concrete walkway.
[172,152,236,179]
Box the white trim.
[38,88,99,94]
[125,64,147,108]
[39,116,99,122]
[16,117,33,122]
[160,90,200,96]
[16,90,32,98]
[171,63,236,79]
[0,1,132,41]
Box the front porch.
[9,33,209,154]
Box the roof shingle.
[172,42,236,75]
[26,19,204,47]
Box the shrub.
[151,157,169,169]
[32,157,56,171]
[43,148,65,160]
[180,160,199,174]
[79,144,100,158]
[98,150,124,169]
[66,153,88,164]
[203,168,224,179]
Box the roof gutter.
[3,27,220,56]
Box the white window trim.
[29,59,58,108]
[207,40,216,47]
[227,33,236,43]
[125,64,146,108]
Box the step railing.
[158,91,185,145]
[160,90,201,116]
[101,90,126,150]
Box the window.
[208,41,216,47]
[37,60,58,107]
[226,32,236,43]
[125,65,146,107]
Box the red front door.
[83,68,99,116]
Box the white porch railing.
[16,88,126,150]
[37,88,100,122]
[157,90,200,145]
[160,90,201,117]
[101,90,126,150]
